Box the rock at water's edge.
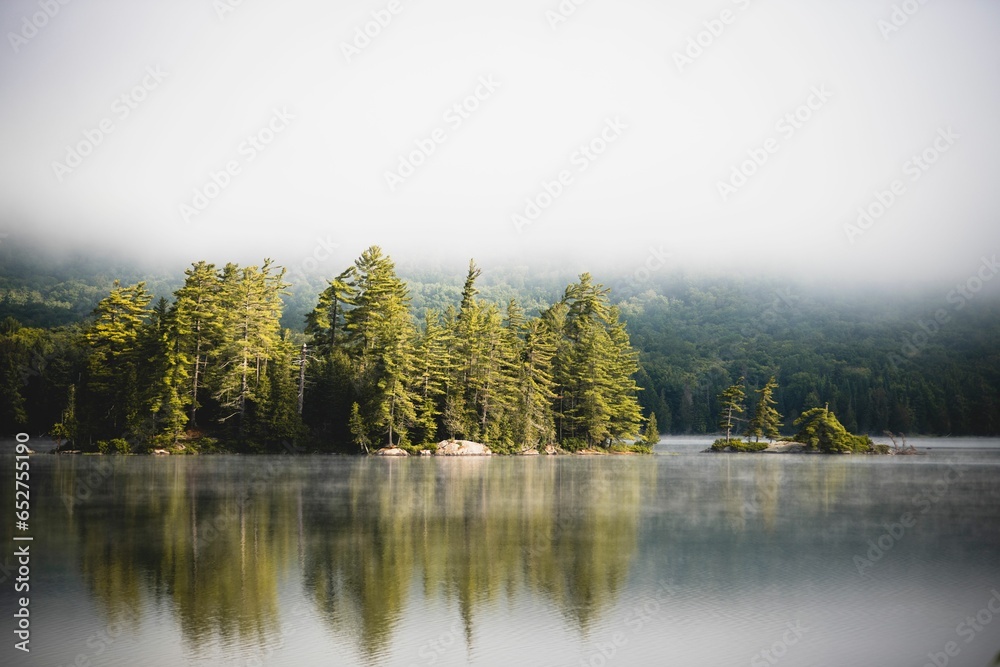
[763,441,807,454]
[374,447,409,457]
[435,440,492,456]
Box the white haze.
[1,0,999,286]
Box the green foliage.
[9,245,997,451]
[746,376,783,442]
[717,379,746,442]
[349,402,371,454]
[609,442,653,454]
[792,407,875,454]
[550,274,644,448]
[343,247,418,449]
[709,438,769,452]
[643,412,660,445]
[560,437,588,453]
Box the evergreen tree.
[82,282,152,443]
[306,267,356,355]
[746,376,782,442]
[411,310,449,445]
[212,261,288,438]
[171,261,223,427]
[50,384,77,448]
[606,308,644,442]
[553,274,643,448]
[255,329,305,449]
[793,405,873,453]
[344,246,417,448]
[717,378,746,442]
[514,318,557,450]
[643,412,660,446]
[146,297,190,444]
[349,401,370,453]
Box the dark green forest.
[2,241,999,448]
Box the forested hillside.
[616,280,1000,436]
[2,242,998,441]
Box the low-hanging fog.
[1,0,999,289]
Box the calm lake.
[2,437,999,666]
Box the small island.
[705,377,916,455]
[24,247,656,456]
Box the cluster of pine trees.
[716,376,782,443]
[303,247,645,453]
[1,247,648,453]
[42,259,302,450]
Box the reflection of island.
[66,459,297,655]
[59,456,653,659]
[302,457,654,657]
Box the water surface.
[2,438,999,666]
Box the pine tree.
[746,376,783,442]
[606,308,643,443]
[256,330,304,449]
[171,261,223,426]
[212,261,288,437]
[146,297,191,444]
[82,281,152,443]
[411,310,449,445]
[552,274,643,449]
[306,267,356,355]
[717,378,746,442]
[344,246,417,448]
[349,402,370,453]
[514,318,557,450]
[643,412,660,446]
[50,384,77,448]
[451,261,488,440]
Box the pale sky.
[1,0,999,284]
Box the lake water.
[2,437,999,666]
